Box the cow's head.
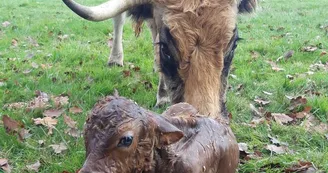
[79,95,183,173]
[63,0,238,117]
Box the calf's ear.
[152,115,184,146]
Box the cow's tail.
[237,0,258,14]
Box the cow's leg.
[108,12,126,67]
[220,27,239,118]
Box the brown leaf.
[33,117,57,135]
[285,161,315,173]
[27,36,39,47]
[143,81,153,90]
[254,97,270,106]
[249,104,266,117]
[0,158,11,173]
[69,106,83,114]
[301,46,317,52]
[288,96,307,112]
[122,70,131,77]
[283,50,294,60]
[40,63,52,69]
[18,128,31,141]
[272,113,293,125]
[63,114,77,129]
[11,39,18,47]
[295,106,312,119]
[265,144,287,154]
[43,109,64,118]
[249,117,266,128]
[320,51,327,56]
[49,142,67,154]
[65,128,81,138]
[26,160,41,172]
[2,115,22,134]
[266,60,285,72]
[22,69,32,74]
[51,95,69,108]
[2,21,11,27]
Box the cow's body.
[63,0,257,118]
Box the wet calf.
[79,95,239,173]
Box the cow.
[79,94,239,173]
[62,0,257,119]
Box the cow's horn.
[63,0,151,21]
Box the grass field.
[1,0,328,172]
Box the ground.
[0,0,328,172]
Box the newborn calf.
[79,95,239,173]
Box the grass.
[0,0,327,172]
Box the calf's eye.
[117,136,134,147]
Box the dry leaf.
[288,96,307,112]
[33,117,57,135]
[22,69,32,74]
[250,51,260,59]
[52,95,69,108]
[265,144,287,154]
[65,128,81,138]
[69,106,83,114]
[272,113,293,125]
[254,98,270,106]
[320,51,327,56]
[63,114,77,129]
[43,109,64,118]
[26,160,41,172]
[31,62,39,69]
[122,70,131,77]
[285,161,316,173]
[2,115,22,134]
[266,60,285,72]
[50,142,67,154]
[2,21,11,27]
[11,39,18,47]
[249,117,266,128]
[58,34,69,41]
[27,36,39,47]
[302,46,317,52]
[0,158,11,173]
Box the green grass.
[0,0,328,172]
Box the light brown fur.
[154,0,238,117]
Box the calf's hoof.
[107,61,123,67]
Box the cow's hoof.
[107,61,123,67]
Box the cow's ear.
[152,115,184,146]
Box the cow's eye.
[160,44,172,60]
[117,136,134,147]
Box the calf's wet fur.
[80,94,239,173]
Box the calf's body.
[79,95,239,173]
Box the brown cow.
[79,94,239,173]
[62,0,257,118]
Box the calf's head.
[79,95,183,173]
[63,0,238,116]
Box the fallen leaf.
[69,106,83,114]
[58,34,69,41]
[22,69,32,74]
[26,160,41,172]
[27,36,39,47]
[286,74,294,80]
[50,142,67,154]
[285,161,316,173]
[249,104,266,117]
[11,39,18,47]
[272,113,293,125]
[43,109,64,118]
[18,128,32,141]
[277,50,294,62]
[40,63,52,69]
[3,102,27,109]
[51,95,69,108]
[2,21,11,27]
[254,97,270,106]
[2,115,22,134]
[25,53,35,59]
[38,140,45,146]
[249,117,266,128]
[33,117,57,135]
[288,96,307,112]
[0,158,11,173]
[265,144,287,154]
[63,114,77,129]
[143,81,153,90]
[236,84,244,91]
[65,128,81,138]
[320,51,327,56]
[301,46,317,52]
[266,60,285,72]
[294,106,312,119]
[122,70,131,77]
